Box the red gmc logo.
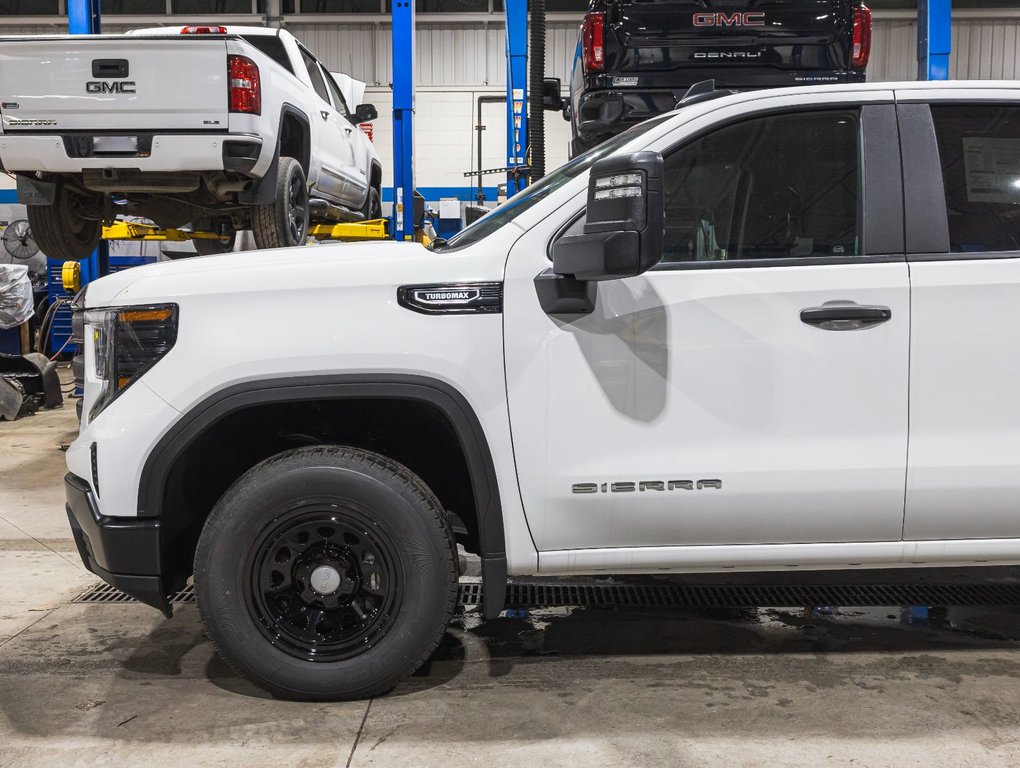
[693,11,766,27]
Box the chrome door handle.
[800,304,892,331]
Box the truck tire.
[250,156,309,250]
[192,231,237,256]
[360,182,382,221]
[27,188,100,262]
[194,445,458,701]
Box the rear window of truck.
[241,35,294,76]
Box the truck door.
[503,101,910,554]
[297,47,348,202]
[321,66,369,209]
[899,99,1020,541]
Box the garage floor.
[4,403,1020,767]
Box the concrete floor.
[4,401,1020,767]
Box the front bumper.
[65,472,171,617]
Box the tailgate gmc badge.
[693,12,765,27]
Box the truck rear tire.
[192,231,237,256]
[251,156,309,250]
[360,183,382,221]
[194,445,458,701]
[27,188,101,262]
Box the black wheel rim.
[287,173,308,244]
[246,502,402,662]
[63,191,97,246]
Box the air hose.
[528,0,547,182]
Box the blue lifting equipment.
[918,0,952,81]
[391,0,417,241]
[504,0,529,196]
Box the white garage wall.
[1,9,1019,198]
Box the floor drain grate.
[74,579,1020,609]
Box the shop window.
[0,0,59,13]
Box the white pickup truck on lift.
[0,25,382,259]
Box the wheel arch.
[139,374,508,618]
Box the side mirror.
[354,103,378,123]
[552,151,664,282]
[542,78,564,111]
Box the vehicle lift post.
[918,0,951,81]
[392,0,416,242]
[67,0,109,281]
[504,0,529,195]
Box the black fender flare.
[239,104,311,206]
[138,374,508,618]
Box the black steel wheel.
[195,445,457,700]
[250,156,309,249]
[247,504,402,662]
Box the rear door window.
[930,105,1020,253]
[299,48,331,104]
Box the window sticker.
[962,137,1020,204]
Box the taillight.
[582,12,605,74]
[851,5,872,70]
[228,54,261,115]
[181,25,227,34]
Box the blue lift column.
[918,0,952,81]
[67,0,107,283]
[392,0,416,242]
[504,0,528,196]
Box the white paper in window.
[963,137,1020,204]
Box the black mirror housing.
[552,150,664,282]
[354,103,378,122]
[542,78,564,111]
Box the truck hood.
[85,236,519,308]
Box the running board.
[309,198,363,224]
[73,579,1020,610]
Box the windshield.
[441,114,673,250]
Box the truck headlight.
[85,304,178,420]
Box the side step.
[309,198,363,224]
[73,580,1020,610]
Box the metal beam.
[392,0,416,241]
[504,0,528,196]
[918,0,952,81]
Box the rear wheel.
[194,446,457,700]
[360,182,382,221]
[192,230,237,256]
[27,186,101,262]
[251,156,309,250]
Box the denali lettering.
[86,81,136,94]
[694,52,763,59]
[572,479,722,494]
[693,11,765,27]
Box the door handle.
[800,304,892,331]
[344,126,353,134]
[320,110,329,120]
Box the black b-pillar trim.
[138,374,509,619]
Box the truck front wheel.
[250,156,309,250]
[194,446,458,700]
[27,187,101,262]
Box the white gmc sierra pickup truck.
[0,25,381,259]
[65,81,1020,700]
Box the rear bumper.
[0,132,265,175]
[575,89,681,141]
[65,472,171,616]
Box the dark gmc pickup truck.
[568,0,872,155]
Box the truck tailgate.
[0,37,229,132]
